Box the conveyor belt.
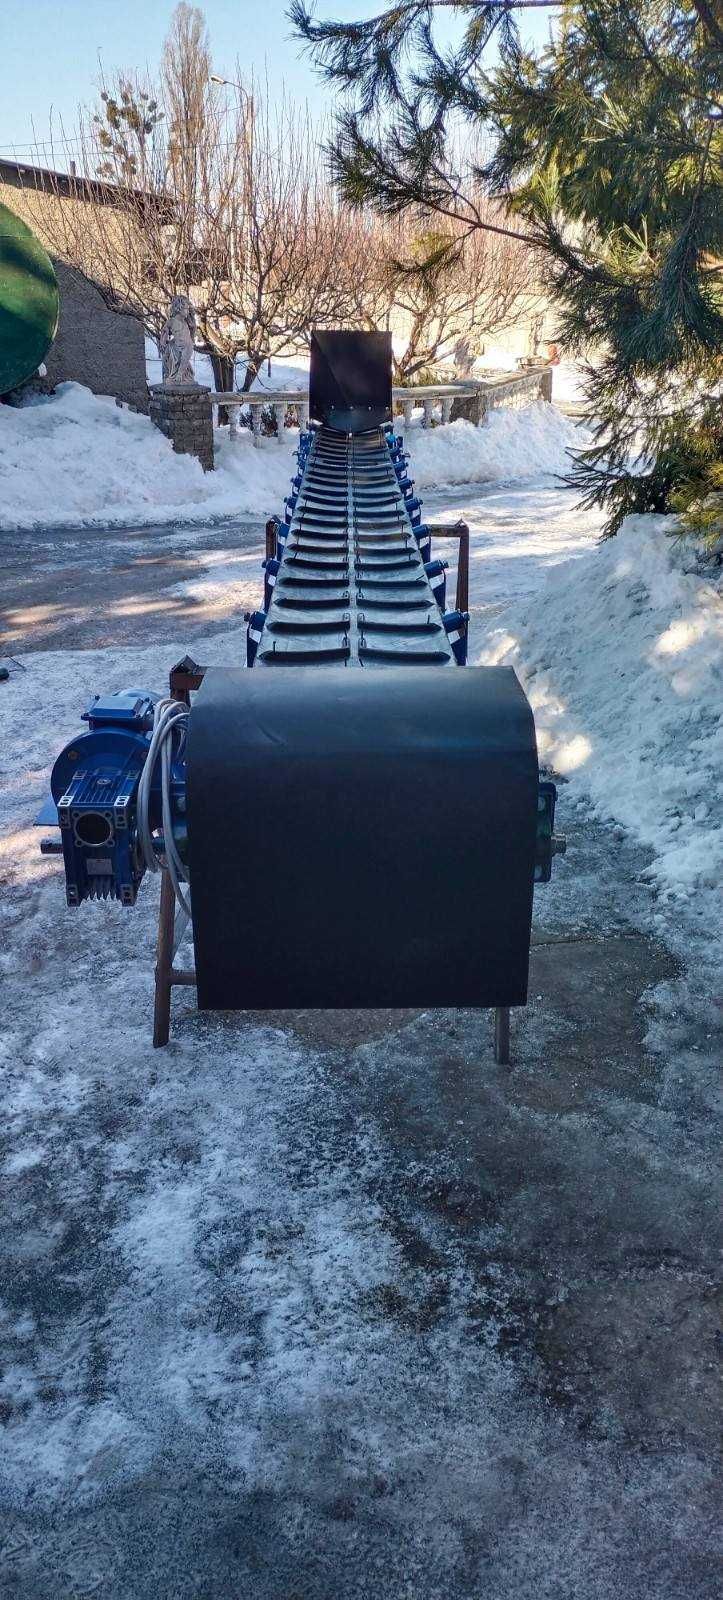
[256,425,454,667]
[38,328,563,1065]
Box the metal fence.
[210,364,554,445]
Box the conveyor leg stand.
[153,869,176,1048]
[494,1006,510,1065]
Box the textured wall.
[0,184,149,410]
[44,259,148,412]
[149,383,214,471]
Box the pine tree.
[293,0,723,536]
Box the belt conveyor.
[255,425,455,668]
[36,327,565,1055]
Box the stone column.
[540,366,553,402]
[149,383,214,471]
[450,389,488,428]
[250,404,263,447]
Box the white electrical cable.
[137,698,192,916]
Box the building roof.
[0,156,168,215]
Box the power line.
[0,138,87,155]
[0,137,86,148]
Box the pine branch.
[688,0,723,48]
[294,0,723,536]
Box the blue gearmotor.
[40,690,164,905]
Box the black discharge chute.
[309,329,393,432]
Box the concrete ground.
[0,510,720,1598]
[0,517,262,654]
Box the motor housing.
[44,691,162,905]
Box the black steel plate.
[188,666,539,1010]
[309,330,392,432]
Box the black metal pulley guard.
[187,665,539,1011]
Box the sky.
[0,0,554,162]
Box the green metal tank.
[0,201,59,395]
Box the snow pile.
[0,383,300,530]
[0,382,580,532]
[479,514,723,978]
[407,403,581,490]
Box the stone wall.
[149,384,214,472]
[449,390,488,426]
[0,176,149,411]
[45,259,148,412]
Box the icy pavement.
[427,479,597,625]
[1,479,591,654]
[0,484,720,1598]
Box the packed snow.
[411,401,580,489]
[0,384,296,531]
[0,381,581,532]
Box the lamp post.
[209,73,254,170]
[210,74,253,114]
[209,73,255,397]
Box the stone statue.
[160,294,197,386]
[453,336,475,379]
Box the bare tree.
[20,4,373,397]
[21,2,539,404]
[336,205,541,383]
[202,84,382,393]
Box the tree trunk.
[209,351,235,425]
[241,356,262,394]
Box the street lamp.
[210,74,250,101]
[209,73,254,155]
[209,73,255,390]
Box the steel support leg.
[153,869,176,1047]
[494,1006,510,1065]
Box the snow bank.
[0,383,580,532]
[479,514,723,980]
[406,403,581,490]
[0,383,300,530]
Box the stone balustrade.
[208,365,554,448]
[150,366,555,468]
[210,390,310,443]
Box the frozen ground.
[0,462,720,1595]
[477,513,723,1020]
